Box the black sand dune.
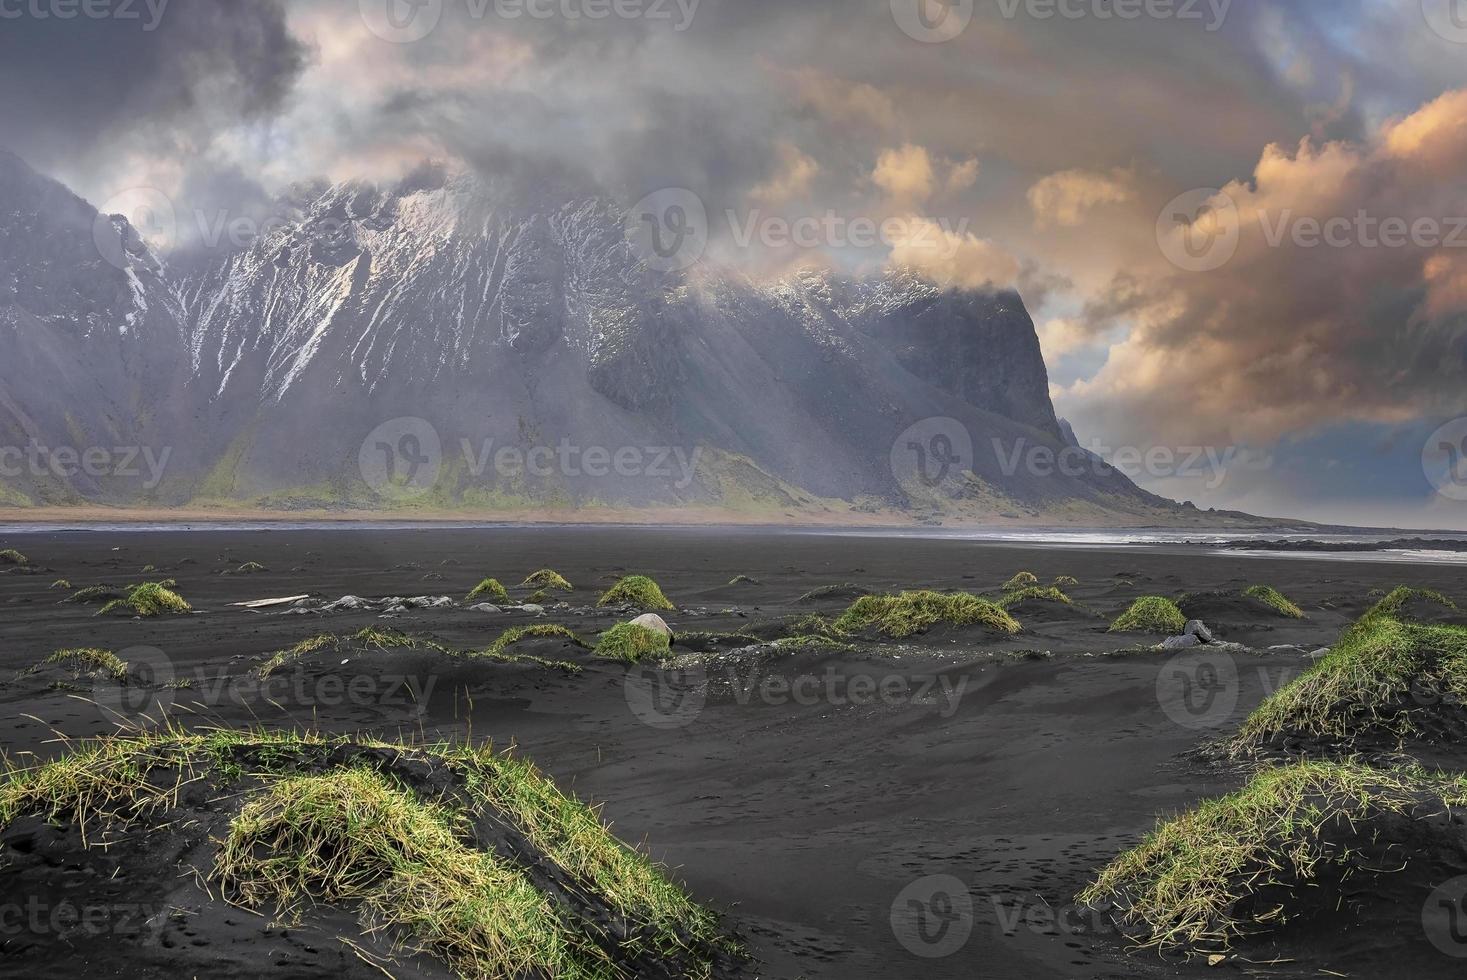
[0,526,1464,978]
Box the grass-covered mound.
[23,648,130,682]
[0,728,733,978]
[1109,596,1186,634]
[1243,584,1305,619]
[484,624,590,659]
[599,575,675,611]
[97,580,191,617]
[1002,571,1039,592]
[520,569,574,592]
[259,626,582,678]
[1054,575,1080,587]
[835,591,1020,639]
[597,622,674,663]
[465,577,511,603]
[0,548,28,565]
[997,586,1073,611]
[1228,588,1467,754]
[1080,760,1467,954]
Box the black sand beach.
[1,526,1464,979]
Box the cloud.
[886,217,1020,291]
[1028,168,1135,228]
[872,145,935,207]
[749,142,820,204]
[1055,89,1467,454]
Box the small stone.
[1161,634,1202,650]
[1185,620,1214,643]
[520,604,545,616]
[470,603,502,614]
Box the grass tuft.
[599,575,675,611]
[465,577,511,604]
[1080,760,1465,952]
[1229,586,1467,750]
[31,648,129,682]
[520,569,574,592]
[1244,584,1305,619]
[217,767,591,979]
[835,591,1020,639]
[596,623,673,663]
[1002,571,1040,591]
[97,581,191,618]
[0,549,28,565]
[728,574,761,586]
[484,624,589,658]
[1109,596,1186,634]
[1054,575,1080,587]
[998,586,1073,611]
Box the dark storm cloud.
[0,0,307,186]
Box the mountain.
[0,151,1190,523]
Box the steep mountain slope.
[0,153,1180,522]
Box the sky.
[2,0,1466,529]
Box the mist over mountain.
[0,150,1204,523]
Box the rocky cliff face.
[0,152,1174,520]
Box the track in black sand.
[0,525,1463,979]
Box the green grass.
[483,624,589,658]
[97,581,191,618]
[520,569,573,592]
[1244,584,1306,619]
[596,622,673,663]
[835,591,1021,639]
[218,767,592,979]
[235,561,267,574]
[1002,571,1040,592]
[0,549,28,565]
[260,627,580,677]
[50,579,70,590]
[1054,575,1080,587]
[998,586,1073,611]
[64,584,123,605]
[1079,760,1466,952]
[1108,596,1186,634]
[1229,587,1467,750]
[465,577,511,604]
[0,727,728,977]
[599,575,675,611]
[728,574,761,585]
[29,648,129,682]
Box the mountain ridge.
[0,151,1224,525]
